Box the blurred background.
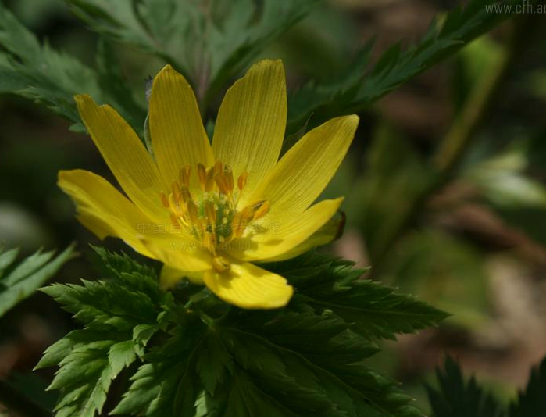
[1,0,546,413]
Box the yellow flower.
[59,60,358,309]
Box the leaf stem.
[0,379,51,417]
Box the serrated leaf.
[266,251,448,340]
[117,307,422,417]
[509,356,546,417]
[426,357,504,417]
[38,247,170,417]
[0,245,75,317]
[61,0,319,106]
[0,3,146,134]
[42,248,443,417]
[287,0,534,133]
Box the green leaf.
[0,245,75,317]
[509,356,546,417]
[63,0,320,105]
[63,0,198,79]
[426,357,505,417]
[37,248,170,417]
[204,0,321,104]
[42,248,446,417]
[287,0,531,133]
[266,251,448,340]
[115,308,422,417]
[0,3,146,133]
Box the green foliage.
[61,0,319,104]
[1,0,527,140]
[287,0,533,133]
[36,248,171,417]
[38,248,447,416]
[266,251,449,341]
[0,3,146,133]
[0,245,75,317]
[428,356,546,417]
[510,356,546,417]
[427,357,504,417]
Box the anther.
[180,186,192,204]
[180,165,191,187]
[197,163,207,190]
[205,167,215,192]
[215,173,230,195]
[237,171,248,191]
[172,181,181,203]
[160,192,169,208]
[169,213,181,229]
[214,161,224,176]
[254,200,270,219]
[187,200,199,224]
[205,201,217,224]
[224,166,234,192]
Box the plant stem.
[0,379,51,417]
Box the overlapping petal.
[248,116,358,227]
[58,170,157,257]
[203,261,293,309]
[212,60,287,205]
[75,95,168,224]
[227,198,342,262]
[149,65,214,187]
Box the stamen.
[187,200,199,225]
[197,163,207,190]
[169,213,180,229]
[205,167,215,192]
[172,181,181,203]
[214,161,224,176]
[205,201,216,224]
[180,165,191,187]
[215,172,230,195]
[160,162,269,266]
[168,193,184,217]
[237,171,248,191]
[224,166,234,192]
[180,186,192,204]
[254,200,270,219]
[212,256,230,273]
[160,192,169,208]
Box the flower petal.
[75,95,167,224]
[60,170,209,272]
[59,169,157,257]
[212,60,287,205]
[227,198,342,262]
[149,65,214,186]
[203,262,293,309]
[259,210,344,262]
[141,235,213,273]
[248,115,358,225]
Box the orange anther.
[254,200,270,219]
[214,161,224,176]
[224,166,234,192]
[180,165,192,187]
[197,163,207,190]
[160,192,169,208]
[205,201,217,224]
[169,213,181,229]
[237,171,248,191]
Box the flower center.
[159,161,269,272]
